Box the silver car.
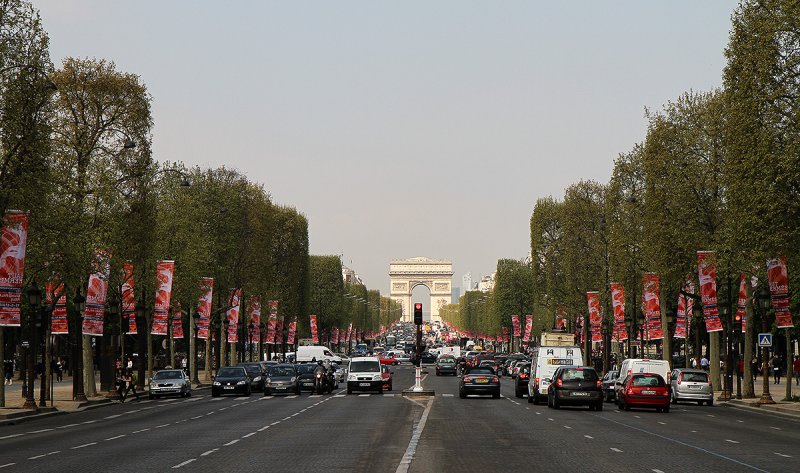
[669,368,713,406]
[149,369,191,399]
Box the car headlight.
[348,374,357,381]
[237,380,247,385]
[290,377,296,382]
[253,376,262,382]
[213,381,221,386]
[373,374,382,381]
[266,378,272,384]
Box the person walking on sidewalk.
[123,370,140,402]
[4,359,13,385]
[752,357,760,381]
[793,356,800,386]
[770,355,781,384]
[116,371,128,402]
[700,356,709,371]
[55,358,64,382]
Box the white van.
[296,345,341,364]
[614,358,671,400]
[527,345,583,404]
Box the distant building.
[462,273,472,294]
[342,265,363,285]
[478,272,496,292]
[451,287,461,302]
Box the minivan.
[615,358,671,402]
[296,345,341,363]
[527,345,583,404]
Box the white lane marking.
[257,426,270,432]
[200,448,218,457]
[286,395,297,399]
[132,428,150,434]
[242,432,256,438]
[691,430,697,433]
[234,397,249,400]
[71,442,97,450]
[0,434,23,440]
[291,413,299,417]
[82,420,97,424]
[394,398,433,473]
[359,394,370,397]
[175,419,188,424]
[634,415,641,419]
[564,426,572,429]
[210,397,223,401]
[442,393,453,397]
[384,394,396,397]
[770,426,781,430]
[774,452,792,458]
[282,416,291,421]
[706,414,715,417]
[334,394,345,398]
[0,463,16,469]
[653,469,666,473]
[725,440,740,444]
[171,459,196,469]
[105,414,122,419]
[154,424,170,429]
[191,415,203,420]
[658,422,666,425]
[263,396,274,400]
[223,439,239,446]
[28,428,54,433]
[547,418,554,421]
[737,420,744,423]
[28,451,60,460]
[271,421,280,426]
[310,395,322,398]
[584,435,594,439]
[105,435,126,441]
[610,448,623,452]
[57,423,79,429]
[535,412,541,415]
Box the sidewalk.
[721,375,800,418]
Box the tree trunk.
[743,283,755,398]
[660,293,671,368]
[83,335,96,396]
[710,332,720,395]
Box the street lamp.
[191,309,199,384]
[72,288,87,402]
[23,282,42,410]
[637,312,646,357]
[718,303,732,401]
[248,322,255,362]
[665,304,675,365]
[624,315,632,358]
[134,302,147,389]
[756,286,775,405]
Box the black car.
[435,356,457,376]
[264,364,300,396]
[547,366,603,410]
[514,362,531,398]
[601,370,618,402]
[459,366,500,399]
[420,352,437,364]
[212,366,251,397]
[295,363,318,392]
[237,362,266,392]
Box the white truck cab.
[527,340,583,405]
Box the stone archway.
[389,257,453,323]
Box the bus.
[386,335,397,349]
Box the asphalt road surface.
[0,365,797,472]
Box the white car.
[347,357,383,394]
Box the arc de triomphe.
[389,257,453,323]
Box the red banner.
[247,296,261,344]
[767,257,793,329]
[196,277,214,340]
[287,318,297,345]
[643,273,663,340]
[735,273,747,333]
[275,316,284,345]
[0,211,28,327]
[522,315,533,343]
[121,262,136,334]
[555,305,567,331]
[151,260,175,336]
[310,314,319,343]
[697,251,722,332]
[46,282,68,334]
[587,292,602,342]
[226,289,242,343]
[266,300,278,344]
[675,288,689,339]
[610,283,627,341]
[172,306,184,339]
[511,315,520,337]
[83,249,112,336]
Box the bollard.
[413,366,423,392]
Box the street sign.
[758,333,772,347]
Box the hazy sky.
[38,1,738,294]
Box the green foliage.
[492,258,534,331]
[308,255,344,334]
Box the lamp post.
[637,312,646,358]
[135,303,147,389]
[248,322,254,362]
[24,282,42,410]
[624,316,632,358]
[73,288,87,402]
[665,304,675,367]
[718,304,732,401]
[601,318,611,373]
[757,286,775,405]
[191,308,199,384]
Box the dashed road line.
[653,469,665,473]
[28,428,54,433]
[154,423,170,429]
[0,434,23,440]
[57,423,79,429]
[770,426,781,430]
[774,452,791,458]
[584,435,594,439]
[725,439,740,444]
[132,428,150,434]
[82,420,97,424]
[223,439,239,446]
[71,442,97,450]
[28,451,60,460]
[200,449,218,457]
[657,422,666,425]
[258,426,270,432]
[0,463,16,469]
[171,459,196,469]
[610,447,623,452]
[564,425,572,429]
[442,393,453,397]
[191,415,203,420]
[105,435,126,441]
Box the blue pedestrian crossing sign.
[758,333,772,347]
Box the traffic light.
[733,313,742,332]
[414,303,423,325]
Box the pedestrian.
[737,358,744,379]
[700,356,709,371]
[793,356,800,386]
[126,357,133,370]
[55,358,63,382]
[3,359,12,385]
[770,355,781,384]
[123,369,140,401]
[752,357,760,381]
[691,357,697,368]
[116,371,128,402]
[181,356,187,372]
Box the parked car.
[601,370,619,402]
[459,366,500,399]
[617,373,670,412]
[212,366,251,397]
[149,369,191,399]
[514,362,531,398]
[381,365,393,391]
[237,362,266,392]
[547,366,603,410]
[669,368,713,406]
[435,356,458,376]
[264,364,300,396]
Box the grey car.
[264,364,300,396]
[669,368,713,406]
[149,369,191,399]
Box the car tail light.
[556,378,562,388]
[596,380,602,389]
[463,376,471,383]
[627,388,634,395]
[627,369,631,376]
[492,376,499,383]
[677,373,682,385]
[520,373,528,379]
[534,377,540,386]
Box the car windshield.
[467,367,494,375]
[438,358,455,364]
[295,364,317,374]
[682,372,708,383]
[350,361,381,373]
[217,367,245,377]
[239,365,261,375]
[153,371,182,380]
[269,366,295,377]
[560,368,597,381]
[632,375,665,387]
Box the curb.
[721,400,800,420]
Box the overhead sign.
[758,333,772,347]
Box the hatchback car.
[237,362,266,392]
[212,366,251,397]
[295,363,318,392]
[264,364,300,396]
[435,356,458,376]
[670,368,713,406]
[459,367,500,399]
[514,362,531,398]
[149,369,191,399]
[547,366,603,410]
[617,373,670,412]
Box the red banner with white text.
[0,211,28,327]
[172,306,184,339]
[522,315,533,343]
[555,305,567,331]
[226,289,241,343]
[151,261,175,336]
[735,273,747,333]
[121,262,136,334]
[47,282,68,334]
[276,316,284,346]
[511,315,520,337]
[610,283,627,341]
[266,300,278,344]
[587,291,602,342]
[697,251,722,332]
[643,273,663,340]
[196,277,214,340]
[767,257,793,329]
[310,314,319,343]
[287,318,297,345]
[83,249,112,336]
[248,296,261,343]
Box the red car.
[379,354,398,366]
[381,365,393,391]
[617,373,670,413]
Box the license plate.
[571,391,590,396]
[359,383,371,387]
[303,383,313,386]
[642,390,655,395]
[276,386,286,390]
[689,385,701,390]
[475,378,488,383]
[223,386,234,390]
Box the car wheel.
[671,392,678,404]
[263,389,270,396]
[515,388,523,398]
[596,402,603,412]
[552,396,560,409]
[347,387,352,395]
[618,399,625,410]
[149,393,155,400]
[493,391,500,399]
[656,407,662,413]
[527,393,534,404]
[459,389,466,399]
[707,398,713,407]
[588,404,595,411]
[245,387,251,396]
[547,395,553,408]
[663,405,670,413]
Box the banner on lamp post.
[675,291,688,339]
[121,262,136,334]
[248,296,261,344]
[767,257,793,329]
[642,273,663,340]
[610,283,627,341]
[522,315,533,343]
[151,260,175,336]
[172,305,184,339]
[309,315,319,343]
[511,315,521,337]
[276,316,284,346]
[697,251,722,332]
[587,291,602,343]
[47,282,68,335]
[287,318,297,345]
[266,300,278,344]
[196,277,214,340]
[83,249,112,336]
[226,289,242,343]
[736,273,747,333]
[555,305,567,331]
[0,211,28,327]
